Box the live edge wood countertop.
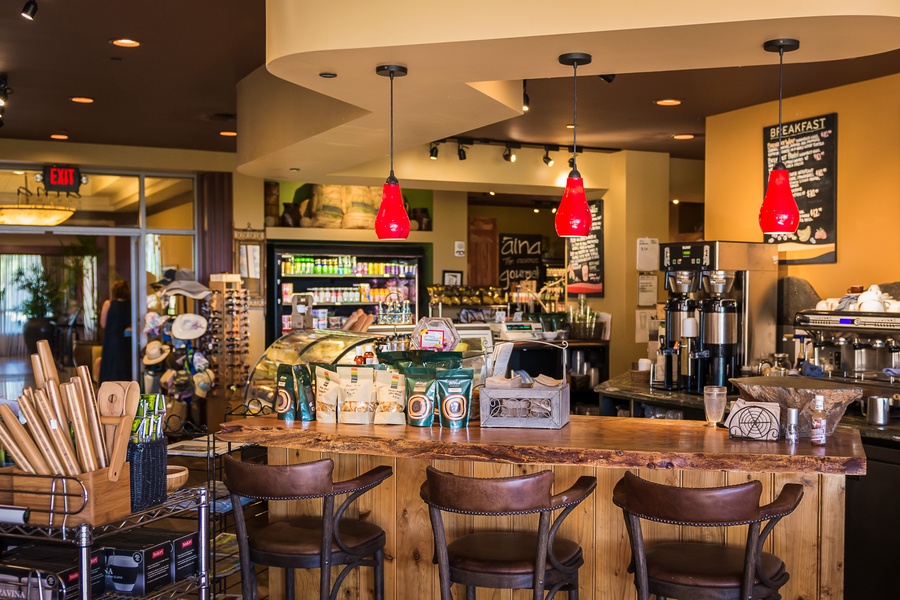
[218,414,865,475]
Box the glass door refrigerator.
[266,242,427,345]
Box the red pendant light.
[556,52,592,238]
[374,64,410,240]
[759,39,800,236]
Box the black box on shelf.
[122,527,199,583]
[0,545,104,600]
[102,531,172,595]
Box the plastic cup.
[703,386,727,426]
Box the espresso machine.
[659,241,778,393]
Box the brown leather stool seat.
[421,467,597,600]
[223,456,392,600]
[613,472,803,600]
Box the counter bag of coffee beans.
[436,369,474,429]
[403,367,436,427]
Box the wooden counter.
[219,416,865,600]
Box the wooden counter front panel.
[266,450,843,600]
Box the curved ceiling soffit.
[237,11,900,184]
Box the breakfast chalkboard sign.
[566,200,604,296]
[498,233,543,290]
[763,112,837,264]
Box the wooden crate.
[3,465,131,527]
[479,385,570,429]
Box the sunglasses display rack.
[201,275,251,396]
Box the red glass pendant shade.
[375,172,410,239]
[759,162,799,235]
[555,170,592,237]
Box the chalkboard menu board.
[498,233,543,290]
[566,200,604,296]
[763,112,837,264]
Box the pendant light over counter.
[374,64,410,240]
[759,39,800,236]
[556,52,592,238]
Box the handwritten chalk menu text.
[762,113,837,264]
[498,233,543,290]
[566,200,604,296]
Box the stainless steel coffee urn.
[659,241,778,393]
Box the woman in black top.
[99,279,133,383]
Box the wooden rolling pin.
[33,389,80,477]
[46,379,68,428]
[30,354,46,391]
[61,382,97,472]
[72,374,107,468]
[0,403,51,475]
[17,393,65,475]
[36,340,60,386]
[0,413,36,474]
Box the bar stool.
[222,456,392,600]
[612,471,804,600]
[420,466,597,600]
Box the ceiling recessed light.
[672,133,695,140]
[655,98,682,107]
[672,199,680,205]
[12,171,24,175]
[319,72,337,79]
[110,38,140,48]
[533,208,540,213]
[489,191,495,196]
[219,130,237,137]
[50,133,69,140]
[70,97,94,104]
[289,168,300,172]
[566,123,574,129]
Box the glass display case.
[244,329,376,411]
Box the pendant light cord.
[572,61,578,171]
[777,47,784,164]
[389,70,395,176]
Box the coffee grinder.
[699,270,738,391]
[659,241,778,392]
[661,270,699,390]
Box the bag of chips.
[336,366,376,424]
[314,365,342,423]
[374,370,406,425]
[436,369,474,429]
[404,368,436,427]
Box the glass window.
[145,177,194,230]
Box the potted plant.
[14,265,63,355]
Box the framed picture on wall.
[233,228,266,306]
[442,270,463,286]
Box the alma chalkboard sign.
[566,200,604,296]
[763,112,837,264]
[498,233,543,290]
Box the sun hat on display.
[163,269,211,300]
[142,311,170,335]
[191,352,210,372]
[192,369,216,399]
[142,340,172,365]
[151,269,177,290]
[171,313,208,340]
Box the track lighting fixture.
[599,74,616,84]
[502,145,516,163]
[543,148,554,167]
[522,80,530,112]
[457,141,467,161]
[556,52,593,238]
[759,38,801,236]
[429,143,439,160]
[374,64,410,240]
[21,0,37,20]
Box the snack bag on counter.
[436,369,474,429]
[336,366,376,424]
[374,370,406,425]
[421,352,464,370]
[275,364,297,422]
[404,367,436,427]
[314,365,342,423]
[293,364,316,421]
[376,351,414,372]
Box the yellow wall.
[706,73,900,298]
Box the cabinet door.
[468,218,498,287]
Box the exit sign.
[42,165,82,193]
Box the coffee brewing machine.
[658,242,778,393]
